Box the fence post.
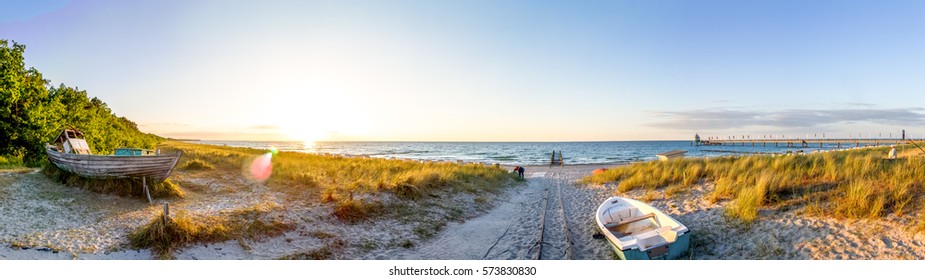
[163,202,170,224]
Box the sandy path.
[390,165,617,260]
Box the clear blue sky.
[3,0,925,141]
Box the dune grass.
[332,199,383,224]
[159,141,517,222]
[180,159,214,171]
[584,145,925,225]
[130,203,293,259]
[160,141,514,195]
[43,164,185,199]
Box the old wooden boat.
[595,196,691,260]
[45,129,181,181]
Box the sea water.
[189,140,853,165]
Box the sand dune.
[3,162,925,260]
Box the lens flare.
[249,152,273,182]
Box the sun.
[260,85,372,144]
[274,93,370,143]
[281,125,324,145]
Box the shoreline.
[185,139,867,167]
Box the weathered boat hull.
[607,232,691,260]
[46,145,181,180]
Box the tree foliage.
[1,39,161,166]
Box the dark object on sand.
[550,150,563,166]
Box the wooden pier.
[697,138,916,148]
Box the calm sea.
[188,140,850,165]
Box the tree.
[1,39,162,166]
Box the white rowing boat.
[595,196,691,260]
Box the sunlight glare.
[248,152,273,182]
[274,88,371,143]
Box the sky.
[2,0,925,142]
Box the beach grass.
[583,145,925,224]
[121,141,519,259]
[180,159,214,171]
[159,141,517,222]
[130,203,293,259]
[332,199,383,224]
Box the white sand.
[4,161,925,260]
[634,182,925,259]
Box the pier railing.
[697,138,919,148]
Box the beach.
[4,148,925,260]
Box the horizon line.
[172,139,695,143]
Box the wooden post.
[163,202,170,224]
[143,177,152,204]
[558,151,563,165]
